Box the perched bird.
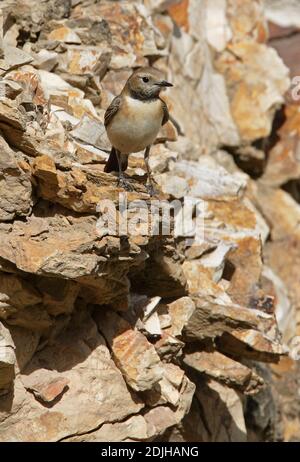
[104,67,173,195]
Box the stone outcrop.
[0,0,298,442]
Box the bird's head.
[126,67,173,100]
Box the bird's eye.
[142,77,149,83]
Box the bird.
[104,67,173,195]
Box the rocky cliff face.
[0,0,298,442]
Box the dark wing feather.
[104,96,122,127]
[160,98,170,126]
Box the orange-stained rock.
[0,137,32,221]
[94,310,163,392]
[0,313,143,442]
[167,0,189,31]
[22,373,69,403]
[215,41,290,141]
[261,105,300,186]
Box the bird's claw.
[118,176,134,192]
[146,183,158,197]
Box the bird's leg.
[144,146,157,196]
[116,150,133,192]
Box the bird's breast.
[106,96,163,154]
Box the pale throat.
[125,94,162,115]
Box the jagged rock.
[144,0,180,14]
[47,24,82,45]
[36,278,79,316]
[32,49,59,71]
[0,72,46,154]
[133,295,162,337]
[0,45,33,74]
[183,350,264,394]
[246,363,284,442]
[8,326,40,373]
[265,235,300,334]
[266,0,300,76]
[255,186,300,241]
[161,374,249,442]
[205,0,232,52]
[225,235,263,307]
[265,0,300,28]
[154,331,184,361]
[0,313,143,442]
[0,274,42,320]
[261,106,300,187]
[22,370,69,403]
[182,259,232,300]
[184,297,283,364]
[0,207,101,276]
[143,363,185,407]
[131,243,188,298]
[216,41,289,141]
[262,266,294,344]
[70,115,110,150]
[166,0,289,152]
[67,415,149,442]
[188,378,247,442]
[163,296,195,337]
[0,138,32,221]
[0,322,15,393]
[3,306,52,332]
[143,375,195,436]
[32,154,150,213]
[0,79,23,100]
[94,310,163,392]
[0,98,27,130]
[218,329,287,363]
[184,299,258,342]
[170,158,247,199]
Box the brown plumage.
[104,67,173,194]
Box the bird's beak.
[156,80,173,87]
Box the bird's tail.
[104,147,128,173]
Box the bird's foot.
[118,176,134,192]
[146,183,158,197]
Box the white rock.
[265,0,300,28]
[263,266,294,344]
[170,160,246,200]
[143,312,162,337]
[0,322,15,391]
[205,0,232,52]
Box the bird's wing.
[160,98,170,126]
[104,96,122,127]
